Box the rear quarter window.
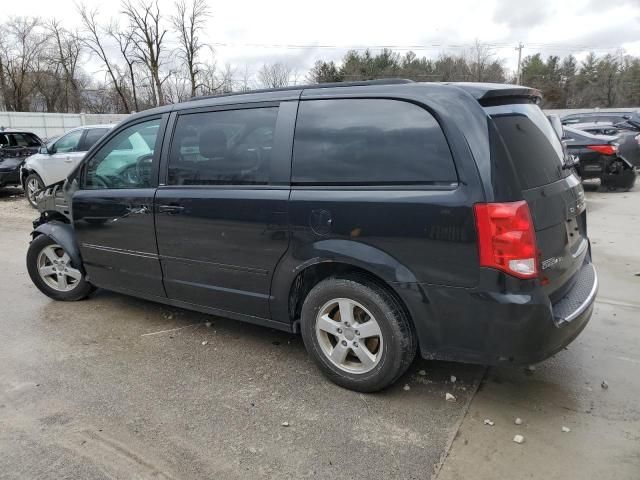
[81,128,110,151]
[292,99,457,185]
[488,104,568,190]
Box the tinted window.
[84,119,160,190]
[168,107,278,185]
[80,128,109,151]
[292,99,456,185]
[487,104,568,189]
[54,130,83,153]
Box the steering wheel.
[93,174,110,188]
[136,154,154,185]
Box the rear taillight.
[474,201,538,279]
[587,144,617,155]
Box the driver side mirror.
[39,145,51,155]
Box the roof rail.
[189,78,414,102]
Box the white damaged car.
[21,125,114,207]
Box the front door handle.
[157,205,185,214]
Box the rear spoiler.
[446,82,542,107]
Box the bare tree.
[77,3,132,113]
[0,27,10,110]
[48,19,83,112]
[106,20,140,111]
[257,62,291,89]
[198,61,236,94]
[122,0,168,106]
[0,17,49,111]
[33,55,63,112]
[465,40,503,82]
[237,65,252,92]
[171,0,209,98]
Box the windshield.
[486,103,568,189]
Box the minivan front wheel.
[27,235,93,301]
[301,276,416,392]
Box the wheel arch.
[31,221,84,272]
[271,239,420,333]
[21,161,45,187]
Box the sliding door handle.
[157,205,185,214]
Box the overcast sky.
[5,0,640,81]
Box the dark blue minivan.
[27,80,597,392]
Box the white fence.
[544,107,638,116]
[0,112,130,140]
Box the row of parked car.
[1,110,638,208]
[559,110,640,190]
[0,124,114,206]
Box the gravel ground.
[0,189,483,480]
[2,183,638,480]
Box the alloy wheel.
[36,244,82,292]
[27,177,41,204]
[315,298,384,374]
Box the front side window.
[167,107,278,185]
[84,119,161,190]
[292,99,457,185]
[53,130,83,153]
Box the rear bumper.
[396,262,597,366]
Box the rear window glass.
[81,128,109,151]
[292,99,457,185]
[487,104,568,189]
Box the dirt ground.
[0,183,638,479]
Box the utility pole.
[515,42,524,85]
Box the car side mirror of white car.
[39,146,50,155]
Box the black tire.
[300,275,417,392]
[24,173,44,208]
[26,235,93,301]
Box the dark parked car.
[561,110,640,130]
[568,122,640,168]
[26,80,597,392]
[0,128,43,189]
[563,126,637,190]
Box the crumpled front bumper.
[32,180,72,221]
[0,166,21,186]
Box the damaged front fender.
[31,221,84,272]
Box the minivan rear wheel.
[300,276,416,392]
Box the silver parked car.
[21,125,115,207]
